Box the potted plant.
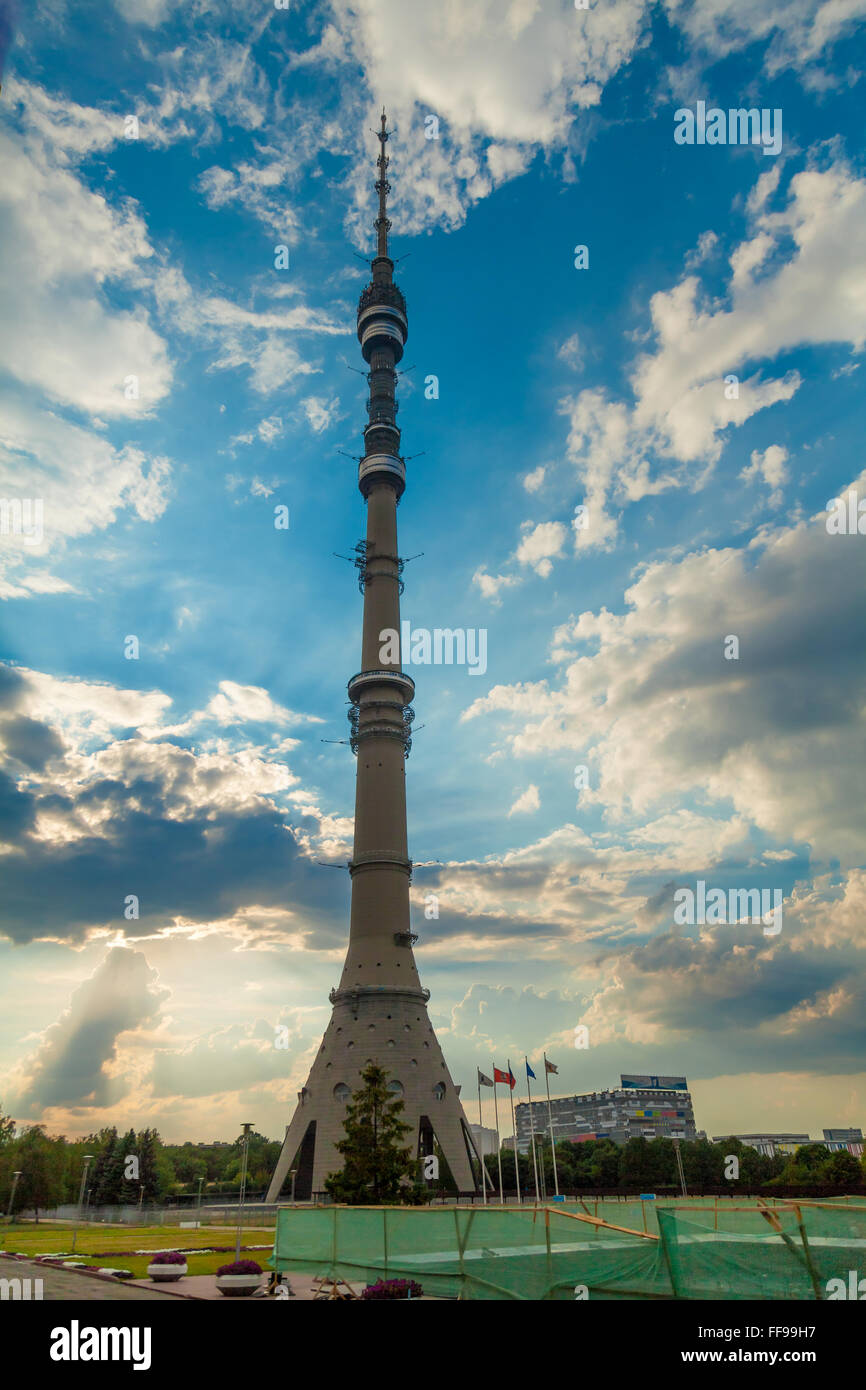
[215,1259,263,1297]
[361,1277,423,1300]
[146,1251,188,1283]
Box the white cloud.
[12,668,173,741]
[332,0,648,240]
[741,444,789,505]
[250,477,277,498]
[685,229,720,269]
[463,470,866,862]
[508,784,540,816]
[113,0,170,25]
[0,118,171,420]
[150,680,323,740]
[557,334,584,370]
[300,396,339,433]
[515,520,567,577]
[561,160,866,547]
[198,147,301,234]
[662,0,866,75]
[288,23,349,69]
[257,416,284,443]
[0,400,172,597]
[472,568,521,604]
[332,0,647,144]
[154,267,346,396]
[522,466,546,493]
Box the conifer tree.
[117,1128,141,1205]
[89,1128,117,1205]
[325,1064,416,1204]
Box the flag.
[526,1061,536,1080]
[477,1069,494,1087]
[494,1066,515,1089]
[545,1059,559,1075]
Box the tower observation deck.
[267,114,481,1201]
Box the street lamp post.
[290,1168,297,1206]
[196,1175,204,1213]
[70,1155,94,1254]
[234,1123,254,1262]
[6,1171,22,1222]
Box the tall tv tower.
[267,113,480,1200]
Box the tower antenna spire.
[374,107,391,260]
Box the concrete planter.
[216,1273,261,1297]
[147,1261,187,1283]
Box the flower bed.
[215,1259,263,1298]
[361,1278,424,1301]
[147,1251,188,1283]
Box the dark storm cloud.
[597,917,866,1076]
[0,661,26,708]
[1,713,66,769]
[0,767,36,838]
[0,784,349,944]
[0,712,350,945]
[16,947,167,1113]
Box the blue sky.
[1,0,865,1145]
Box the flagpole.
[507,1058,522,1205]
[492,1061,504,1203]
[525,1057,540,1205]
[476,1074,488,1205]
[544,1053,560,1198]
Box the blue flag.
[526,1061,536,1080]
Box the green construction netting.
[270,1200,866,1300]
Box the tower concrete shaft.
[267,113,479,1202]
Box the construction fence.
[271,1198,866,1300]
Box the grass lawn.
[0,1222,274,1279]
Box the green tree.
[14,1126,64,1221]
[90,1128,121,1205]
[620,1137,655,1189]
[169,1145,208,1193]
[116,1128,141,1204]
[589,1139,620,1188]
[325,1064,416,1204]
[681,1138,724,1189]
[138,1129,174,1202]
[821,1150,861,1188]
[0,1103,15,1149]
[0,1104,18,1215]
[774,1142,830,1189]
[645,1137,678,1187]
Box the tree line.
[495,1133,864,1194]
[2,1090,862,1216]
[0,1104,281,1218]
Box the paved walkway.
[126,1272,328,1300]
[1,1256,340,1302]
[3,1256,432,1302]
[0,1256,188,1302]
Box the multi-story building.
[514,1074,700,1152]
[712,1129,863,1158]
[712,1133,809,1157]
[823,1128,864,1156]
[468,1124,500,1158]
